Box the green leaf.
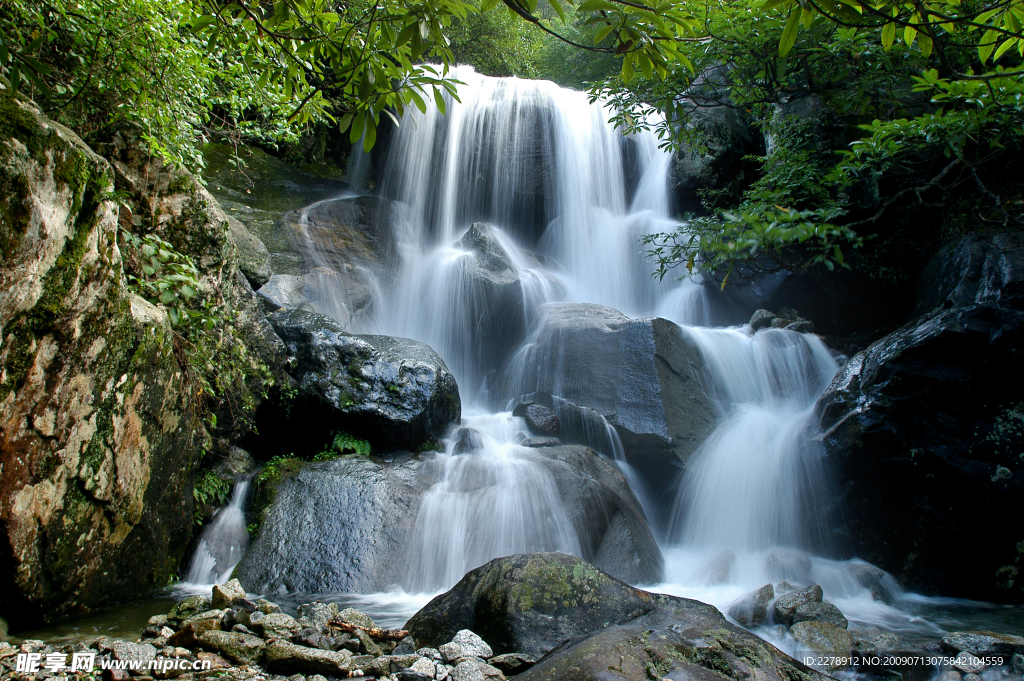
[979,28,999,62]
[993,36,1017,61]
[881,21,896,50]
[548,0,567,22]
[434,87,446,114]
[779,6,800,56]
[363,118,377,152]
[481,0,499,10]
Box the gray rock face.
[773,584,823,625]
[271,308,461,449]
[535,446,663,585]
[234,455,428,593]
[793,601,848,629]
[941,631,1024,657]
[512,402,560,436]
[816,302,1024,602]
[229,216,272,287]
[916,231,1024,314]
[727,584,774,626]
[257,269,376,330]
[500,303,717,468]
[520,436,560,448]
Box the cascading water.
[232,65,988,648]
[183,475,253,587]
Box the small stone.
[287,674,305,681]
[871,632,900,650]
[952,650,985,674]
[775,581,797,594]
[293,627,335,650]
[438,642,464,662]
[727,584,774,627]
[111,640,157,668]
[148,615,170,628]
[749,309,777,331]
[168,596,211,624]
[196,630,266,666]
[942,631,1024,657]
[512,402,560,436]
[964,675,981,681]
[232,624,256,635]
[936,672,961,681]
[396,671,434,681]
[793,601,848,629]
[487,653,535,675]
[167,615,222,648]
[393,637,418,656]
[309,675,328,681]
[436,663,453,681]
[790,621,853,670]
[297,602,339,633]
[520,437,561,448]
[211,579,246,609]
[159,626,175,638]
[449,657,504,681]
[417,648,442,661]
[264,640,354,676]
[195,652,231,669]
[773,584,823,625]
[356,628,383,656]
[256,613,303,639]
[452,631,493,660]
[452,427,484,455]
[408,656,437,678]
[785,320,814,333]
[256,599,283,614]
[337,608,377,631]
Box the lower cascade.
[179,65,1021,668]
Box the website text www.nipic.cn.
[15,651,213,675]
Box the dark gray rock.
[793,601,848,629]
[271,308,461,450]
[229,216,272,287]
[749,309,777,330]
[196,630,266,666]
[790,622,853,670]
[264,640,354,676]
[940,631,1024,657]
[234,456,428,593]
[816,303,1024,602]
[426,553,825,681]
[916,231,1024,314]
[500,303,717,469]
[535,446,663,585]
[521,436,561,448]
[452,427,484,455]
[727,584,773,626]
[488,652,535,675]
[512,402,560,436]
[773,585,823,625]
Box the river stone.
[112,641,157,667]
[764,548,813,582]
[406,553,664,658]
[498,303,716,470]
[256,613,303,639]
[292,627,334,650]
[167,617,222,648]
[952,650,986,674]
[168,596,211,624]
[790,622,853,669]
[450,658,504,681]
[197,630,266,666]
[727,583,774,626]
[773,584,823,625]
[296,602,339,633]
[512,402,560,436]
[941,631,1024,657]
[514,591,827,681]
[229,216,272,287]
[749,309,777,330]
[270,308,461,449]
[212,579,246,609]
[337,607,377,631]
[793,601,848,629]
[451,630,493,659]
[264,640,353,676]
[235,455,428,593]
[452,427,484,454]
[256,599,283,615]
[816,302,1024,601]
[521,436,560,448]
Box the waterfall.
[184,475,253,586]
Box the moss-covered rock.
[0,94,204,625]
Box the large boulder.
[0,93,204,624]
[234,454,428,593]
[408,553,826,681]
[916,231,1024,314]
[270,308,461,450]
[500,304,717,469]
[816,302,1024,602]
[258,268,375,330]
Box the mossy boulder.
[0,93,204,625]
[408,553,827,681]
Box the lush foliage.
[193,470,231,525]
[316,431,372,460]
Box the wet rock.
[512,402,560,437]
[235,454,429,593]
[843,562,898,604]
[941,631,1024,657]
[793,601,848,629]
[256,599,283,615]
[773,584,823,625]
[749,309,777,330]
[111,641,157,667]
[168,597,211,625]
[356,628,383,656]
[338,608,378,631]
[727,583,774,626]
[212,579,246,609]
[790,621,854,668]
[448,657,505,681]
[520,436,561,448]
[487,653,535,675]
[270,308,461,450]
[871,632,900,650]
[951,650,986,674]
[292,628,334,650]
[196,630,266,666]
[452,427,484,455]
[393,637,418,656]
[916,231,1024,314]
[499,304,717,469]
[817,302,1024,601]
[264,640,353,676]
[1012,652,1024,674]
[764,548,812,582]
[702,550,736,585]
[167,616,222,648]
[514,590,827,681]
[775,581,797,594]
[406,553,665,658]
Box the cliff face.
[0,92,206,624]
